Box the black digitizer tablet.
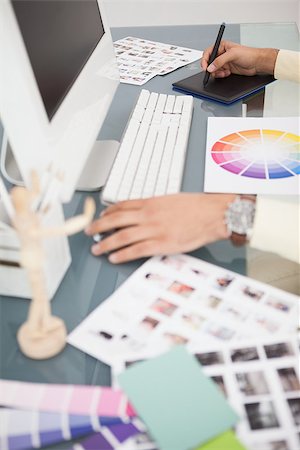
[172,71,275,104]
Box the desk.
[0,20,299,434]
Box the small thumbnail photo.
[144,272,171,288]
[219,304,247,322]
[240,284,264,301]
[163,332,189,347]
[287,398,300,426]
[167,281,195,298]
[253,441,289,450]
[277,367,300,392]
[150,298,178,317]
[181,312,205,330]
[244,401,280,430]
[199,295,222,309]
[254,315,280,333]
[205,323,235,340]
[212,274,234,291]
[210,375,227,396]
[189,267,207,278]
[160,255,186,270]
[139,316,160,333]
[264,342,294,359]
[194,351,224,366]
[265,296,293,313]
[236,371,270,396]
[230,346,260,363]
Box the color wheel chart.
[204,117,300,195]
[211,128,300,179]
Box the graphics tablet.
[172,71,275,104]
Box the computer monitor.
[0,0,119,202]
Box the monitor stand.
[0,136,119,192]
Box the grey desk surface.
[0,21,299,406]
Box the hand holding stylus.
[203,22,226,86]
[201,40,279,79]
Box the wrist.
[256,48,279,75]
[214,194,237,240]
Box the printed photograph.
[253,441,289,450]
[144,272,171,288]
[240,284,264,301]
[160,255,186,270]
[181,312,206,330]
[205,323,235,340]
[287,398,300,426]
[219,304,247,322]
[163,332,189,346]
[122,316,160,351]
[254,315,280,333]
[194,351,224,366]
[244,401,280,430]
[210,375,227,396]
[277,367,300,392]
[189,267,208,278]
[212,274,234,291]
[139,316,160,333]
[167,280,195,298]
[200,295,222,309]
[265,296,292,313]
[231,346,260,362]
[236,371,270,396]
[97,330,114,340]
[264,342,294,359]
[150,298,178,317]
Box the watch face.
[225,197,256,235]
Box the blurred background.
[103,0,300,30]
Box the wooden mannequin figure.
[10,173,95,359]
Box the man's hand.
[85,193,235,264]
[201,40,278,78]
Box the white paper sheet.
[114,36,202,85]
[204,117,300,195]
[67,254,299,367]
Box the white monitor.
[0,0,120,203]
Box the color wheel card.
[204,117,300,195]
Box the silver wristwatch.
[224,195,256,246]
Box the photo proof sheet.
[67,254,299,367]
[113,334,300,450]
[114,36,202,85]
[204,117,300,195]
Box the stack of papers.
[118,346,239,450]
[114,36,202,85]
[67,254,300,450]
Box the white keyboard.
[102,89,193,204]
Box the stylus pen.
[203,22,226,87]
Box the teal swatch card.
[118,346,239,450]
